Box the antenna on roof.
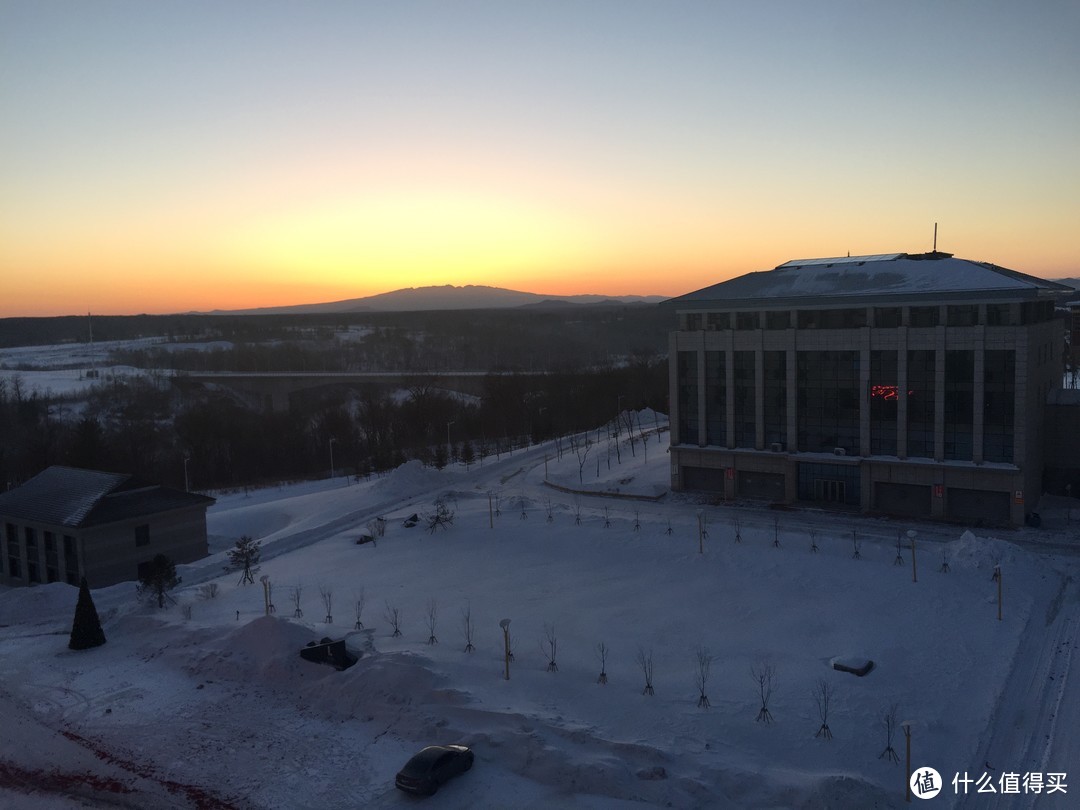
[933,222,938,253]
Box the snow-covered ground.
[1,423,1078,809]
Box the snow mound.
[949,531,1026,571]
[372,460,451,501]
[0,581,77,625]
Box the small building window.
[765,311,790,330]
[735,312,759,330]
[135,524,150,547]
[947,305,979,326]
[873,307,902,328]
[909,307,939,328]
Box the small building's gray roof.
[0,466,214,528]
[669,252,1073,310]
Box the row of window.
[3,523,80,585]
[681,301,1053,331]
[678,349,1015,463]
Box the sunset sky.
[2,1,1078,316]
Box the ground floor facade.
[672,446,1026,527]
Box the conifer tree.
[69,577,106,650]
[138,554,181,608]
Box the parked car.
[395,744,473,796]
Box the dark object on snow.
[395,744,474,796]
[299,637,358,670]
[355,533,376,546]
[69,577,107,650]
[402,514,420,528]
[1025,512,1041,528]
[832,659,874,677]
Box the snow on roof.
[671,252,1071,307]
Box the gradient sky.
[2,1,1078,316]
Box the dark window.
[763,351,786,447]
[797,462,861,506]
[984,350,1015,463]
[24,527,39,583]
[704,351,726,446]
[733,351,756,447]
[677,351,699,443]
[944,350,974,460]
[909,307,939,328]
[870,350,898,456]
[947,305,979,326]
[874,307,902,328]
[765,311,790,330]
[135,524,150,547]
[735,312,758,330]
[44,531,59,583]
[986,304,1012,326]
[63,535,79,583]
[797,351,860,453]
[684,313,702,331]
[907,350,936,458]
[706,312,730,330]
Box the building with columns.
[0,466,214,588]
[667,251,1069,526]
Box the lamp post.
[183,455,190,491]
[499,618,511,680]
[902,721,912,803]
[907,529,917,583]
[329,437,337,481]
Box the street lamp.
[907,529,917,583]
[499,618,511,680]
[329,437,337,481]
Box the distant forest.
[0,305,672,490]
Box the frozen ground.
[1,421,1078,809]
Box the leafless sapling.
[695,646,713,708]
[542,624,558,672]
[621,410,637,458]
[637,646,655,696]
[427,498,455,533]
[814,678,834,739]
[574,498,582,525]
[575,434,592,485]
[991,556,1001,581]
[519,495,528,520]
[773,517,781,548]
[665,519,673,536]
[879,702,900,763]
[851,530,862,560]
[364,520,380,547]
[494,492,502,517]
[940,549,951,573]
[751,661,775,723]
[633,509,641,531]
[597,642,609,685]
[809,530,819,553]
[198,583,219,600]
[426,598,438,645]
[354,587,366,629]
[384,601,402,637]
[461,601,475,653]
[291,585,303,618]
[319,586,333,623]
[733,517,742,544]
[894,532,905,565]
[603,506,611,528]
[544,497,554,523]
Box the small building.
[667,251,1070,526]
[0,466,214,588]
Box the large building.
[0,466,214,588]
[667,251,1070,526]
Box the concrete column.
[754,346,765,450]
[786,344,798,451]
[697,333,707,447]
[972,328,985,464]
[859,330,871,456]
[897,332,908,459]
[934,326,946,462]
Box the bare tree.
[426,598,438,645]
[809,529,819,553]
[633,509,641,532]
[544,496,554,523]
[574,434,592,485]
[637,646,655,696]
[319,586,333,624]
[733,517,742,544]
[879,702,900,763]
[461,601,475,653]
[940,549,951,573]
[384,601,402,637]
[894,531,905,566]
[542,624,558,672]
[573,498,582,526]
[851,530,862,560]
[596,642,609,685]
[603,506,611,529]
[695,646,713,708]
[621,410,638,458]
[751,661,775,723]
[814,679,834,739]
[427,498,455,533]
[292,584,303,618]
[773,517,781,549]
[353,587,366,629]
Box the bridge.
[174,370,549,411]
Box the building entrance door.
[813,479,846,503]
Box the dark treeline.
[0,362,667,491]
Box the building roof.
[669,252,1074,309]
[0,466,214,529]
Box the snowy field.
[1,424,1078,809]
